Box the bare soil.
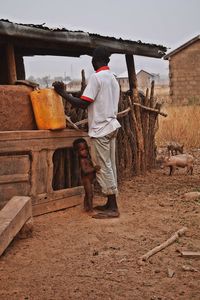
[0,152,200,300]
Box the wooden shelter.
[0,19,167,215]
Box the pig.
[161,154,194,175]
[167,142,184,156]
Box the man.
[53,47,121,218]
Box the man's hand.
[52,81,66,93]
[52,81,89,110]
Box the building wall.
[0,85,37,130]
[118,78,129,92]
[118,75,170,103]
[169,40,200,104]
[137,71,152,91]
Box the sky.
[0,0,199,79]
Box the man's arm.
[52,81,90,109]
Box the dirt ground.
[0,151,200,300]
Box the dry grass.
[156,105,200,149]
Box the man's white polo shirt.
[81,66,121,138]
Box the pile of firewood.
[116,82,167,179]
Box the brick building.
[164,35,200,105]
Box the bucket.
[30,88,66,130]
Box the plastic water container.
[30,88,66,130]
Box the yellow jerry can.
[30,88,66,130]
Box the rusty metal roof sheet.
[0,19,167,58]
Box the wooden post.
[16,55,25,80]
[148,80,156,169]
[6,43,17,84]
[30,151,39,197]
[47,150,54,193]
[142,88,150,170]
[0,48,9,84]
[80,69,86,94]
[125,54,138,96]
[125,54,145,174]
[66,148,72,188]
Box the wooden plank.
[0,137,90,154]
[0,196,32,256]
[0,155,30,175]
[180,251,200,258]
[32,186,84,205]
[0,174,29,184]
[0,129,88,141]
[6,43,17,84]
[32,194,82,216]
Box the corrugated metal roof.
[0,19,167,58]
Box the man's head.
[92,47,111,71]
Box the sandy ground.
[0,153,200,300]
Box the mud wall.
[0,85,37,130]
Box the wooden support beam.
[15,54,25,80]
[0,196,32,256]
[125,54,137,93]
[6,43,17,84]
[0,48,9,84]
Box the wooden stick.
[75,107,132,127]
[138,227,187,263]
[65,115,82,131]
[133,102,167,117]
[73,104,166,129]
[117,107,131,118]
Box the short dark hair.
[92,47,110,64]
[73,138,88,151]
